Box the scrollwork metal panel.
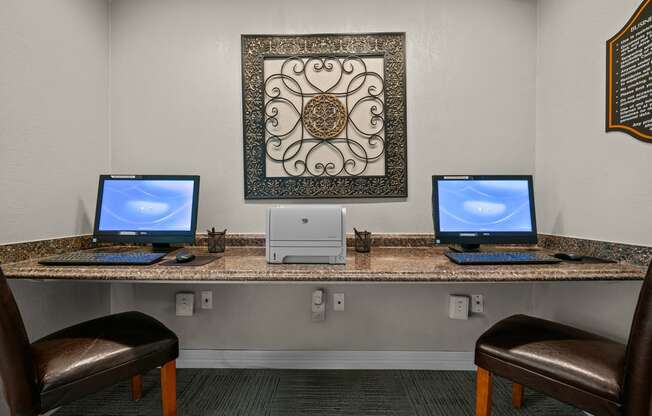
[241,33,407,199]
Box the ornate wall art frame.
[241,33,407,199]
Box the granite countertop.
[1,246,646,283]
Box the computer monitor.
[92,175,200,251]
[432,175,538,251]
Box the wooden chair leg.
[131,375,143,401]
[160,360,177,416]
[476,367,493,416]
[512,383,524,408]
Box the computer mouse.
[554,252,583,261]
[175,252,196,263]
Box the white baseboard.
[177,350,475,371]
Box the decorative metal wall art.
[241,33,407,199]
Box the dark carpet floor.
[56,369,584,416]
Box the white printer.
[266,206,347,264]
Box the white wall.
[0,0,647,392]
[112,283,539,351]
[106,0,649,354]
[0,0,111,244]
[536,0,652,247]
[0,1,112,412]
[533,281,641,342]
[109,0,537,233]
[532,0,650,343]
[0,0,113,323]
[105,0,542,353]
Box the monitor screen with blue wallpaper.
[437,179,533,233]
[98,179,196,232]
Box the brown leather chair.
[0,268,179,416]
[475,261,652,416]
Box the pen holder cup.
[207,230,227,253]
[354,229,372,253]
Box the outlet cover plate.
[449,295,469,320]
[176,292,195,317]
[333,293,345,311]
[201,291,213,309]
[471,294,484,313]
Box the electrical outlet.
[449,295,470,320]
[312,289,323,306]
[333,293,345,311]
[312,289,325,321]
[201,290,213,309]
[176,292,194,316]
[471,294,484,313]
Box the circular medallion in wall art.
[302,94,347,139]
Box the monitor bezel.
[92,175,200,245]
[432,175,538,246]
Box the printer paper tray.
[269,240,342,247]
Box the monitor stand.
[151,243,177,253]
[448,244,481,253]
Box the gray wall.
[0,1,112,413]
[0,1,648,407]
[0,0,111,244]
[105,0,543,353]
[532,281,641,342]
[0,0,113,326]
[0,0,113,327]
[536,0,652,247]
[110,279,642,351]
[111,283,538,351]
[109,0,538,233]
[532,0,649,336]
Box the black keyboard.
[446,251,562,265]
[39,251,167,266]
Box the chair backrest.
[0,268,38,416]
[623,261,652,415]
